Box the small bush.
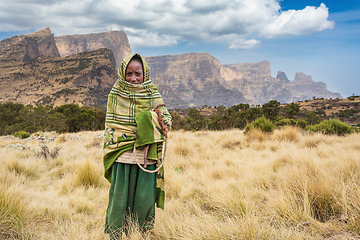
[275,118,297,127]
[296,119,308,129]
[307,119,354,136]
[13,130,30,139]
[36,145,60,160]
[244,116,275,134]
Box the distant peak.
[34,27,51,34]
[294,72,312,82]
[276,71,289,82]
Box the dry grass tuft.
[273,125,301,142]
[74,159,102,188]
[56,135,67,144]
[246,129,268,142]
[0,187,32,239]
[302,132,326,148]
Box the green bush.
[296,119,308,129]
[307,119,353,136]
[13,130,30,139]
[276,118,297,127]
[244,116,275,134]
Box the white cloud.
[261,3,335,38]
[0,0,335,49]
[124,27,180,47]
[228,39,261,50]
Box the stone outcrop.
[146,53,341,107]
[0,27,60,64]
[55,31,131,68]
[276,71,290,83]
[145,53,247,108]
[223,61,341,105]
[0,28,117,107]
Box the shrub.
[13,130,30,139]
[36,145,60,160]
[296,119,308,129]
[244,116,275,134]
[307,119,353,136]
[275,118,297,127]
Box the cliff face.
[55,31,131,68]
[0,28,60,64]
[0,28,117,107]
[145,53,247,108]
[224,62,341,105]
[146,53,341,107]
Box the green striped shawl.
[103,53,171,209]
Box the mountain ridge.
[0,28,342,109]
[0,28,116,107]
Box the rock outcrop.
[276,71,290,83]
[55,31,131,68]
[146,53,341,107]
[0,28,117,107]
[145,53,247,108]
[223,61,341,105]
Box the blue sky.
[0,0,359,97]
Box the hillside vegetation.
[170,96,360,132]
[1,96,360,138]
[0,103,105,137]
[1,129,360,239]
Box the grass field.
[1,127,360,239]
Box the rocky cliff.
[145,53,247,108]
[0,28,116,107]
[55,31,131,68]
[146,54,341,107]
[224,62,341,105]
[0,28,342,109]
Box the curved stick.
[134,141,167,173]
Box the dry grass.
[1,128,360,239]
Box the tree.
[185,108,208,131]
[262,100,280,121]
[285,103,300,119]
[169,111,186,130]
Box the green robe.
[104,163,156,238]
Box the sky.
[0,0,359,97]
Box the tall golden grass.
[1,127,360,239]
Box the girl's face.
[125,59,144,84]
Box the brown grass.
[1,130,360,239]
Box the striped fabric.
[115,149,156,165]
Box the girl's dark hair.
[130,54,144,69]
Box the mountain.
[0,28,116,107]
[0,28,342,109]
[224,62,341,105]
[145,53,247,108]
[146,54,341,108]
[55,31,131,68]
